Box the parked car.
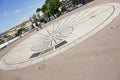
[77,4,83,8]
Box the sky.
[0,0,44,33]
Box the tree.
[36,8,41,13]
[38,17,45,22]
[41,4,50,18]
[35,0,61,22]
[61,6,66,12]
[48,0,60,15]
[0,38,3,44]
[3,34,8,39]
[31,24,35,29]
[3,34,11,42]
[0,38,2,42]
[41,0,60,18]
[41,4,48,13]
[15,28,26,36]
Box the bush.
[0,38,4,44]
[15,28,26,36]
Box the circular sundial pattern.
[0,3,120,70]
[31,26,73,52]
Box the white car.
[77,4,83,8]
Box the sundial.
[0,3,120,70]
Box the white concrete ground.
[0,3,120,70]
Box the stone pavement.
[0,0,120,80]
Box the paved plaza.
[0,0,120,80]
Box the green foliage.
[0,38,2,41]
[61,6,66,12]
[32,18,38,23]
[3,34,8,38]
[36,8,41,12]
[2,34,12,42]
[41,4,48,13]
[38,17,45,22]
[0,38,4,44]
[49,0,60,15]
[41,0,60,17]
[35,0,60,22]
[31,24,35,29]
[15,28,26,36]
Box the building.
[8,28,17,37]
[7,20,31,37]
[60,0,93,10]
[72,0,85,5]
[60,0,73,11]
